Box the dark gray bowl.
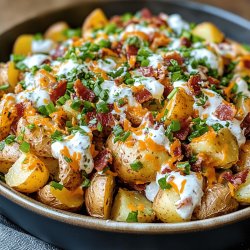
[0,1,250,249]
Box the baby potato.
[165,88,194,123]
[192,22,224,43]
[44,21,69,42]
[85,173,115,219]
[37,184,84,211]
[13,34,33,56]
[237,141,250,170]
[82,8,108,34]
[106,134,170,184]
[190,128,239,168]
[235,172,250,203]
[7,61,20,90]
[0,142,21,163]
[111,189,155,223]
[194,184,238,220]
[153,188,187,223]
[5,153,49,193]
[40,157,59,179]
[17,117,53,157]
[0,161,13,174]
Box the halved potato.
[85,173,115,219]
[235,172,250,203]
[0,142,21,163]
[37,184,84,211]
[153,188,187,223]
[13,34,33,56]
[194,184,238,219]
[0,161,13,174]
[106,134,170,184]
[237,141,250,170]
[192,22,224,43]
[40,157,59,178]
[165,88,194,123]
[111,189,155,222]
[8,61,20,89]
[44,21,69,42]
[190,128,239,168]
[5,153,49,193]
[82,8,108,33]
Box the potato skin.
[13,34,33,56]
[237,140,250,170]
[235,173,250,203]
[0,142,21,163]
[190,128,239,168]
[107,134,170,184]
[111,188,155,223]
[85,173,115,219]
[5,153,49,193]
[0,161,13,174]
[37,184,84,211]
[193,184,238,220]
[153,188,187,223]
[44,21,69,42]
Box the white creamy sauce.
[32,39,54,54]
[167,14,190,35]
[51,131,94,174]
[145,182,159,202]
[123,24,157,36]
[235,77,250,98]
[168,38,182,50]
[16,89,50,108]
[56,59,86,76]
[97,58,116,72]
[210,43,236,57]
[193,89,246,146]
[23,54,49,68]
[134,77,164,100]
[147,54,164,69]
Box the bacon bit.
[152,16,167,27]
[111,41,123,55]
[87,111,115,128]
[163,84,174,98]
[223,169,249,186]
[241,112,250,136]
[134,88,153,104]
[74,79,95,102]
[176,197,192,209]
[140,8,152,18]
[161,166,172,174]
[164,52,184,65]
[174,118,191,141]
[11,103,25,132]
[170,139,182,159]
[94,149,113,171]
[126,45,138,57]
[180,37,191,48]
[190,156,203,172]
[214,102,236,121]
[187,75,201,96]
[49,80,67,103]
[139,66,154,77]
[207,76,220,85]
[150,33,170,50]
[243,59,250,69]
[155,67,168,81]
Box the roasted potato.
[192,22,224,43]
[17,117,53,157]
[5,153,49,193]
[37,184,84,211]
[111,189,155,222]
[153,188,187,223]
[40,157,59,178]
[85,173,115,219]
[235,172,250,203]
[190,128,239,168]
[234,55,250,77]
[44,21,69,42]
[0,142,21,163]
[13,34,33,56]
[82,8,108,34]
[237,141,250,170]
[107,134,170,184]
[165,88,194,123]
[194,184,238,220]
[0,161,13,174]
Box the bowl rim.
[0,0,250,234]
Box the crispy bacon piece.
[129,183,147,192]
[214,103,236,121]
[87,111,115,128]
[74,79,95,102]
[243,59,250,69]
[180,37,191,48]
[241,112,250,136]
[190,156,203,172]
[94,149,113,171]
[163,84,174,98]
[187,75,201,96]
[164,51,184,65]
[223,169,249,186]
[140,8,152,19]
[174,118,191,141]
[49,80,67,103]
[11,103,25,133]
[207,76,220,85]
[139,66,154,77]
[111,41,123,55]
[134,88,153,103]
[126,45,138,57]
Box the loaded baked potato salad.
[0,8,250,223]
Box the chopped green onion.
[211,123,224,132]
[41,64,52,72]
[27,124,35,130]
[169,120,181,132]
[177,162,191,175]
[0,84,9,90]
[51,130,63,142]
[70,99,82,111]
[130,161,143,171]
[81,178,91,188]
[97,122,103,132]
[0,141,5,151]
[96,101,109,113]
[167,87,179,100]
[126,211,138,222]
[19,141,30,153]
[141,59,150,67]
[158,177,172,190]
[50,181,64,191]
[5,135,15,145]
[64,156,72,163]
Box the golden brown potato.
[153,188,187,223]
[0,95,17,141]
[235,172,250,203]
[5,153,49,193]
[0,63,9,97]
[17,117,53,157]
[234,55,250,77]
[85,173,115,219]
[82,8,108,34]
[190,128,239,168]
[40,157,59,178]
[37,184,84,211]
[13,34,33,56]
[192,22,224,43]
[107,134,170,184]
[194,184,238,220]
[7,61,20,90]
[44,21,69,42]
[237,141,250,170]
[111,189,155,222]
[165,88,194,123]
[0,142,21,163]
[0,161,13,174]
